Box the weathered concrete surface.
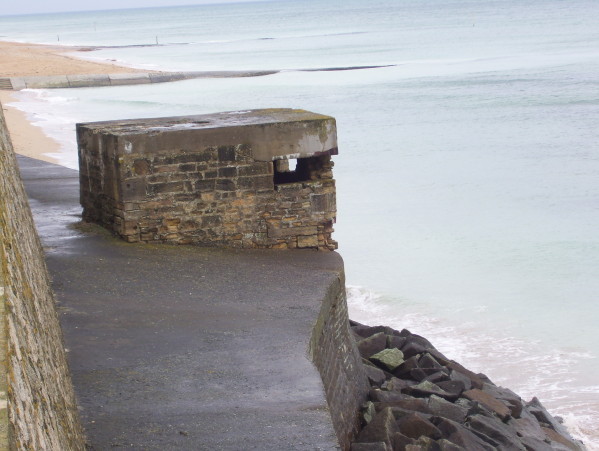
[18,75,71,89]
[3,70,279,90]
[18,155,350,449]
[108,73,151,85]
[77,109,338,162]
[67,74,111,88]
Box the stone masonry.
[77,109,338,250]
[311,272,370,449]
[0,102,85,449]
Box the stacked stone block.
[78,109,338,250]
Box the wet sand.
[0,91,61,165]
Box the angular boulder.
[364,364,388,386]
[356,407,399,449]
[358,332,388,359]
[427,395,468,423]
[398,413,443,440]
[466,414,526,450]
[370,348,405,372]
[394,355,421,377]
[463,388,511,420]
[350,442,389,451]
[405,381,458,401]
[446,361,484,389]
[433,418,496,451]
[482,383,523,418]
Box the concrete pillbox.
[77,108,339,250]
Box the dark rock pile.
[349,320,586,451]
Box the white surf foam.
[346,285,599,448]
[7,89,79,169]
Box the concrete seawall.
[0,71,278,90]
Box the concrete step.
[0,78,13,90]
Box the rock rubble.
[348,320,586,451]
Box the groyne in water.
[0,65,393,91]
[0,71,277,91]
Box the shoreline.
[0,39,146,165]
[349,320,586,450]
[0,91,62,165]
[0,39,274,166]
[0,40,147,77]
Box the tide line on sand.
[0,91,61,166]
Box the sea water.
[1,0,598,445]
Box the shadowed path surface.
[18,156,341,450]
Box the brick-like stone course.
[0,103,85,449]
[310,273,370,449]
[78,109,338,250]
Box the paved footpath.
[18,155,342,450]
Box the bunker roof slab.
[77,108,338,162]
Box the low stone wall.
[310,270,371,449]
[0,103,85,449]
[77,109,338,250]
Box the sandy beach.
[0,40,144,77]
[0,91,61,165]
[1,40,141,164]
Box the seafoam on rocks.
[348,320,587,451]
